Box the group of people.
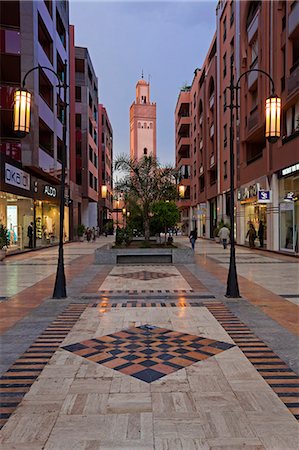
[188,220,265,251]
[85,227,97,242]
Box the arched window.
[143,148,148,155]
[149,122,153,129]
[138,122,141,128]
[143,122,147,128]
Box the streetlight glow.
[14,88,31,136]
[265,94,281,143]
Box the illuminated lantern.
[265,94,281,143]
[14,88,31,136]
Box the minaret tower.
[130,74,156,160]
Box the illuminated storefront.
[0,158,69,252]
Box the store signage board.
[43,185,57,198]
[281,163,299,177]
[238,184,259,203]
[257,190,272,203]
[5,163,30,191]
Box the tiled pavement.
[0,237,298,449]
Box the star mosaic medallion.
[62,325,235,382]
[110,271,179,281]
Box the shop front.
[0,157,69,252]
[278,163,299,254]
[237,180,271,248]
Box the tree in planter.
[151,201,180,244]
[114,155,178,240]
[77,224,86,240]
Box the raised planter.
[95,243,194,265]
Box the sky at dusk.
[70,1,217,166]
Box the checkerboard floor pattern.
[62,324,235,383]
[110,271,179,280]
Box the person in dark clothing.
[27,222,33,248]
[258,220,264,248]
[246,223,256,249]
[189,228,198,251]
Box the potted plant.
[0,224,9,261]
[77,224,85,242]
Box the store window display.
[35,201,60,247]
[244,203,267,248]
[279,176,299,254]
[0,193,33,251]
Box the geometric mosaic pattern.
[110,271,179,281]
[62,324,235,383]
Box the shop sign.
[257,190,272,203]
[284,192,295,201]
[238,184,258,203]
[281,163,299,177]
[5,163,30,191]
[43,185,57,198]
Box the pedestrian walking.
[92,227,96,241]
[246,223,256,249]
[258,220,264,248]
[189,228,198,251]
[27,222,33,248]
[218,224,230,249]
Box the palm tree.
[114,155,178,240]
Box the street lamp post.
[14,63,68,299]
[225,61,281,298]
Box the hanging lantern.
[14,88,32,136]
[101,185,107,199]
[179,185,186,198]
[265,94,281,143]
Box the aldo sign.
[43,185,57,198]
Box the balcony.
[177,136,190,153]
[200,165,204,174]
[247,11,258,43]
[210,123,214,138]
[248,106,258,131]
[0,29,21,54]
[288,1,299,38]
[287,61,299,95]
[199,115,203,126]
[209,94,215,110]
[199,139,203,150]
[177,117,190,135]
[210,154,215,167]
[248,59,258,89]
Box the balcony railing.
[248,59,258,89]
[210,154,215,167]
[247,11,259,43]
[288,61,299,95]
[209,94,215,110]
[248,106,258,131]
[210,123,214,138]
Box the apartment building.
[175,0,299,254]
[73,45,99,228]
[98,104,113,231]
[0,0,70,251]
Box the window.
[143,148,148,155]
[194,138,197,154]
[230,1,234,26]
[223,90,227,112]
[251,88,258,111]
[251,38,258,65]
[284,103,299,137]
[141,96,146,103]
[89,171,93,189]
[44,1,52,16]
[0,1,20,28]
[194,115,196,131]
[291,38,299,71]
[39,118,54,156]
[39,68,53,110]
[57,53,65,83]
[200,175,205,192]
[89,120,93,137]
[223,53,227,79]
[94,153,98,169]
[75,114,81,129]
[89,93,92,110]
[57,137,63,163]
[223,16,227,42]
[193,162,196,176]
[57,94,64,124]
[224,124,227,147]
[193,92,196,108]
[0,54,20,84]
[89,145,93,162]
[75,58,84,73]
[94,129,97,145]
[94,177,98,192]
[38,13,53,64]
[75,86,81,102]
[56,9,66,48]
[224,161,227,179]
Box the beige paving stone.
[48,351,82,367]
[154,437,210,450]
[235,390,290,413]
[198,411,257,439]
[0,412,58,444]
[207,437,265,449]
[24,377,74,401]
[76,362,115,379]
[150,378,190,393]
[245,411,299,436]
[153,418,206,439]
[192,391,243,413]
[188,374,232,394]
[44,412,153,449]
[106,392,152,413]
[152,392,199,419]
[110,375,151,393]
[69,378,112,394]
[259,433,299,450]
[0,444,44,450]
[38,364,80,378]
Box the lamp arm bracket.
[22,65,66,89]
[235,69,275,94]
